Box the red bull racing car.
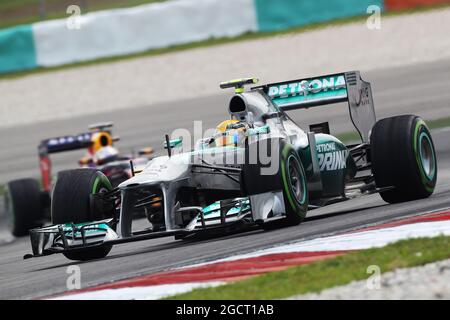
[4,122,153,237]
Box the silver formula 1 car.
[25,71,437,261]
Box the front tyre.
[51,169,114,261]
[263,144,308,229]
[281,145,308,225]
[371,115,437,203]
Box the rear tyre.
[51,169,113,261]
[4,179,44,237]
[263,144,308,230]
[371,115,437,203]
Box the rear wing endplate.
[254,71,376,143]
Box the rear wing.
[38,127,114,192]
[38,132,95,156]
[254,71,376,143]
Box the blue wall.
[254,0,384,32]
[0,25,36,74]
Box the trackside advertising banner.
[0,0,448,73]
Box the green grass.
[168,235,450,300]
[337,116,450,143]
[0,185,4,195]
[1,3,450,80]
[0,0,166,29]
[0,0,164,12]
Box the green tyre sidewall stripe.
[418,132,436,181]
[281,145,307,217]
[286,154,307,205]
[412,119,436,193]
[92,173,112,195]
[281,146,296,212]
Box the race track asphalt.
[1,59,450,184]
[0,60,449,299]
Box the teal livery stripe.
[254,0,385,32]
[272,89,348,107]
[0,25,37,74]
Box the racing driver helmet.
[214,119,248,147]
[88,131,113,156]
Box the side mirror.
[163,137,183,149]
